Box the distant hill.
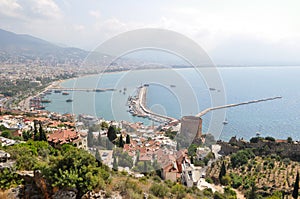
[0,29,88,65]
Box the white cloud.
[26,0,62,19]
[89,10,101,19]
[0,0,22,18]
[73,24,85,31]
[0,0,62,20]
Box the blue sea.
[43,67,300,141]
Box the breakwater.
[128,86,178,123]
[195,96,282,117]
[128,85,282,125]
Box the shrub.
[150,183,168,198]
[221,175,232,186]
[231,149,255,168]
[230,173,243,188]
[265,136,275,142]
[0,168,23,190]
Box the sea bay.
[43,66,300,141]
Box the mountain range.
[0,29,88,65]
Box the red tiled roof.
[48,129,78,144]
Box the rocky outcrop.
[81,190,122,199]
[218,137,300,161]
[52,189,77,199]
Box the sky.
[0,0,300,65]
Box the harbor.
[128,85,282,125]
[128,86,178,123]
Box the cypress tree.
[39,121,47,141]
[33,120,39,141]
[95,150,102,166]
[107,125,117,142]
[135,151,140,166]
[119,134,124,148]
[87,131,94,147]
[293,171,299,199]
[113,156,118,171]
[219,161,226,184]
[126,134,130,144]
[248,182,257,199]
[176,142,180,151]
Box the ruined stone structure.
[180,116,202,140]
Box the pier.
[195,96,282,117]
[128,86,178,123]
[128,85,282,124]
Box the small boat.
[37,106,45,110]
[223,120,228,125]
[62,92,69,95]
[66,99,73,102]
[41,99,51,103]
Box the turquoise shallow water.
[43,67,300,141]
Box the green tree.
[39,121,47,141]
[247,182,257,199]
[176,142,180,151]
[95,150,102,166]
[100,121,109,130]
[48,146,110,198]
[214,191,225,199]
[171,184,186,199]
[87,131,94,147]
[95,149,101,160]
[293,171,299,199]
[224,187,237,199]
[119,134,124,148]
[107,125,117,143]
[113,156,118,171]
[288,137,293,144]
[231,149,254,168]
[188,144,198,156]
[126,134,130,144]
[265,136,275,142]
[22,130,32,141]
[135,151,140,166]
[1,130,12,138]
[221,175,232,186]
[33,120,39,141]
[0,168,23,190]
[219,161,226,184]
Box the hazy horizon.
[0,0,300,65]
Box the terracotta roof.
[48,129,78,144]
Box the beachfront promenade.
[50,87,116,92]
[128,85,282,124]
